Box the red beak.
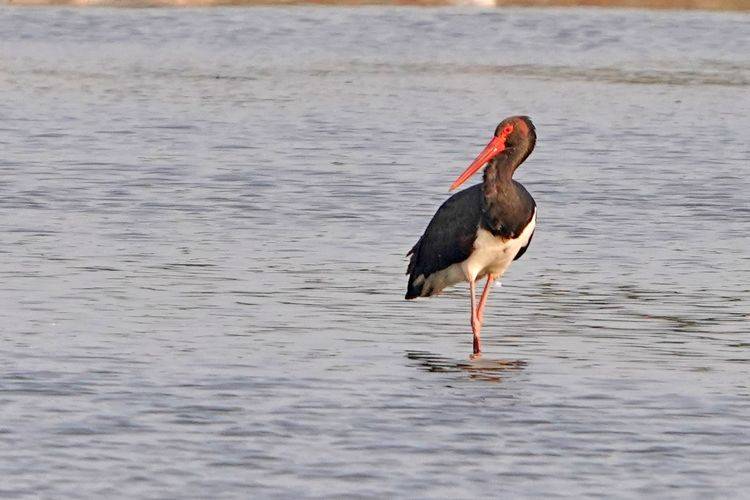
[449,135,507,191]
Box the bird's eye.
[503,125,514,136]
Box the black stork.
[405,116,537,357]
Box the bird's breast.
[462,209,536,281]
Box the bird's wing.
[511,182,536,261]
[513,229,534,261]
[406,185,483,298]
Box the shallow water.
[1,5,749,498]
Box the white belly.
[462,209,536,282]
[417,210,536,296]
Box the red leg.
[477,275,495,323]
[469,278,482,355]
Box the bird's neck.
[482,147,526,197]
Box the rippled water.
[1,5,749,498]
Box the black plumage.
[404,115,539,356]
[405,116,537,300]
[405,181,536,299]
[406,185,483,299]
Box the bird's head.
[450,116,536,191]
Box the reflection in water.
[406,350,527,382]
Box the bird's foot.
[471,317,482,356]
[472,334,482,357]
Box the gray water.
[1,5,750,498]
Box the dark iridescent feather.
[406,185,483,299]
[406,182,536,299]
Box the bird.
[405,116,537,357]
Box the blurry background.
[5,0,750,10]
[1,4,749,499]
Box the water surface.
[1,6,749,498]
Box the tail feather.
[405,237,422,275]
[405,237,423,299]
[405,278,423,300]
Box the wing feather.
[405,185,482,299]
[513,229,534,261]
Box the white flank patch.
[418,263,467,297]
